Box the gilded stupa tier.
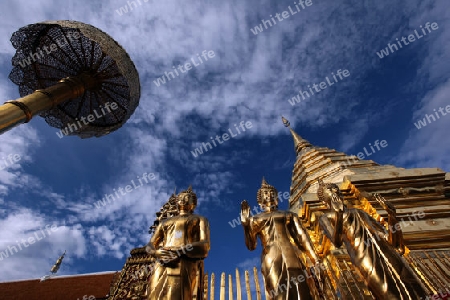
[283,117,450,298]
[281,117,378,211]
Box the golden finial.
[50,250,66,274]
[281,116,313,154]
[260,177,275,190]
[180,185,195,195]
[261,176,268,186]
[281,116,290,127]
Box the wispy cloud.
[0,0,447,283]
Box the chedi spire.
[281,116,313,155]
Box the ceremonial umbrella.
[2,20,140,138]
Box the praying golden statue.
[317,179,428,299]
[240,178,323,300]
[146,186,211,300]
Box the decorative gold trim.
[4,100,32,123]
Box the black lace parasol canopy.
[8,20,140,138]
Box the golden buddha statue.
[317,179,428,299]
[146,186,211,300]
[240,178,323,300]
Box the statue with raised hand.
[317,179,428,299]
[241,178,323,300]
[146,186,210,300]
[373,193,405,254]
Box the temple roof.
[0,271,117,300]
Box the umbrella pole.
[0,73,97,135]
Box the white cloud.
[397,79,450,169]
[396,1,450,170]
[0,209,86,281]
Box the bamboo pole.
[220,272,226,300]
[236,268,242,300]
[245,270,252,300]
[229,274,233,300]
[210,273,215,300]
[204,273,209,300]
[253,267,262,300]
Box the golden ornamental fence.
[202,267,265,300]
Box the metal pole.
[0,74,97,135]
[236,268,242,300]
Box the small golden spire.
[50,250,66,274]
[280,116,313,155]
[261,176,268,186]
[180,185,196,197]
[281,116,290,127]
[260,177,275,190]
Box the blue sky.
[0,0,448,293]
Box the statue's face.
[329,184,339,195]
[177,193,196,212]
[322,184,344,210]
[260,188,278,210]
[321,186,333,206]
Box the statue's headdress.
[317,178,326,203]
[257,177,278,204]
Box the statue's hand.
[145,242,156,255]
[374,193,396,216]
[153,249,178,263]
[317,264,325,284]
[240,200,251,226]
